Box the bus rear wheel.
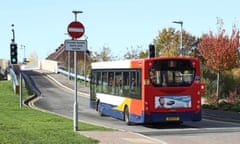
[124,106,131,125]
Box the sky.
[1,0,239,61]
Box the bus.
[90,56,205,124]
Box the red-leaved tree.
[198,18,240,100]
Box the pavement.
[30,69,240,144]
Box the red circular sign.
[67,21,85,39]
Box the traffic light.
[10,43,18,64]
[149,44,155,58]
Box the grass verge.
[0,80,110,144]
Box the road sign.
[64,40,87,51]
[67,21,85,39]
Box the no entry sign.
[67,21,85,39]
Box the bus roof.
[91,56,199,69]
[91,60,132,69]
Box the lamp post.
[73,10,83,21]
[172,21,183,55]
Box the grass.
[0,80,111,144]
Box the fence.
[9,68,19,94]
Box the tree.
[139,50,148,58]
[198,18,240,100]
[123,45,147,59]
[91,46,116,62]
[153,27,197,56]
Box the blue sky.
[0,0,239,60]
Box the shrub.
[229,103,240,112]
[206,93,218,105]
[218,102,231,111]
[202,104,218,110]
[225,90,239,104]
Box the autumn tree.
[153,27,197,56]
[198,18,240,100]
[135,27,198,58]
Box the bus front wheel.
[97,101,103,116]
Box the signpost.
[66,10,86,132]
[64,40,87,51]
[67,21,85,39]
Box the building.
[46,44,91,72]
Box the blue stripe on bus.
[143,111,202,123]
[99,102,201,123]
[99,102,124,120]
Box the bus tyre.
[124,106,131,125]
[97,101,103,116]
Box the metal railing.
[57,68,90,82]
[9,68,19,94]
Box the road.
[24,70,240,144]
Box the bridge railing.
[0,59,9,79]
[38,59,90,82]
[9,68,19,94]
[57,68,90,82]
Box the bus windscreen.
[149,59,195,87]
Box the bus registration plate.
[166,117,180,121]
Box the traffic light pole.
[10,24,18,64]
[20,72,22,108]
[11,24,15,43]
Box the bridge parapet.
[39,59,58,73]
[9,68,19,94]
[0,59,9,77]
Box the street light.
[72,10,83,21]
[172,21,183,55]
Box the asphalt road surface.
[24,70,240,144]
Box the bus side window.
[115,72,123,96]
[123,72,130,97]
[130,72,137,88]
[130,71,141,99]
[96,72,102,93]
[108,72,114,94]
[102,72,108,93]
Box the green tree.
[153,27,197,56]
[139,50,148,58]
